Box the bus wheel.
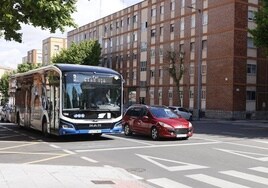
[42,121,50,138]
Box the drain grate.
[91,180,115,184]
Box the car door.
[139,108,152,135]
[131,107,143,133]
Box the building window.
[141,42,147,52]
[159,69,163,77]
[168,90,173,98]
[247,91,256,100]
[159,48,163,56]
[150,70,155,78]
[158,90,162,98]
[151,49,155,57]
[201,64,207,74]
[170,1,175,11]
[247,64,257,75]
[151,8,156,17]
[133,15,138,23]
[170,24,174,32]
[189,89,194,99]
[160,5,164,14]
[189,64,195,75]
[140,61,147,71]
[247,37,256,48]
[203,12,208,25]
[190,42,195,52]
[179,44,184,53]
[160,26,164,35]
[191,16,195,28]
[127,17,130,25]
[151,29,156,37]
[180,20,185,31]
[248,10,255,21]
[54,45,60,51]
[181,0,185,8]
[201,90,206,99]
[133,32,137,42]
[202,40,207,50]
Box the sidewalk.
[0,163,154,188]
[197,118,268,128]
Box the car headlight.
[188,122,193,128]
[159,122,174,130]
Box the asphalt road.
[0,120,267,188]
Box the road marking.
[63,149,76,154]
[215,148,268,161]
[220,170,268,185]
[226,142,268,150]
[104,134,154,146]
[221,132,244,136]
[148,178,191,188]
[136,154,208,171]
[80,156,98,163]
[75,141,220,153]
[0,151,67,155]
[250,167,268,174]
[253,140,268,144]
[49,144,61,149]
[25,154,71,164]
[0,142,39,151]
[187,174,250,188]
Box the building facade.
[67,0,268,119]
[21,49,42,65]
[42,37,67,65]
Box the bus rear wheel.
[42,121,50,138]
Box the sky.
[0,0,143,69]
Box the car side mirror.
[142,116,149,121]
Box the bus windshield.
[63,72,121,112]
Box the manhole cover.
[92,180,115,184]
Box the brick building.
[67,0,268,119]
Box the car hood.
[157,118,189,128]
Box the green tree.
[0,0,77,43]
[52,40,101,66]
[165,50,185,106]
[249,0,268,52]
[0,72,11,103]
[17,63,40,73]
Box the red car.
[122,105,193,140]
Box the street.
[0,120,268,188]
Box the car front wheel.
[151,127,159,140]
[124,124,132,136]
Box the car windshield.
[150,107,179,118]
[63,72,121,112]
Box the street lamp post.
[187,6,203,120]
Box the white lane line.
[187,174,250,188]
[75,141,220,153]
[250,167,268,174]
[80,156,98,163]
[220,170,268,185]
[63,149,76,155]
[221,132,244,136]
[226,142,268,150]
[49,144,61,149]
[104,134,154,146]
[147,178,191,188]
[253,140,268,144]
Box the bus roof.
[13,64,120,78]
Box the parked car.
[122,105,193,140]
[168,106,193,121]
[0,106,3,121]
[0,104,15,122]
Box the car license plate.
[88,130,102,133]
[176,134,187,138]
